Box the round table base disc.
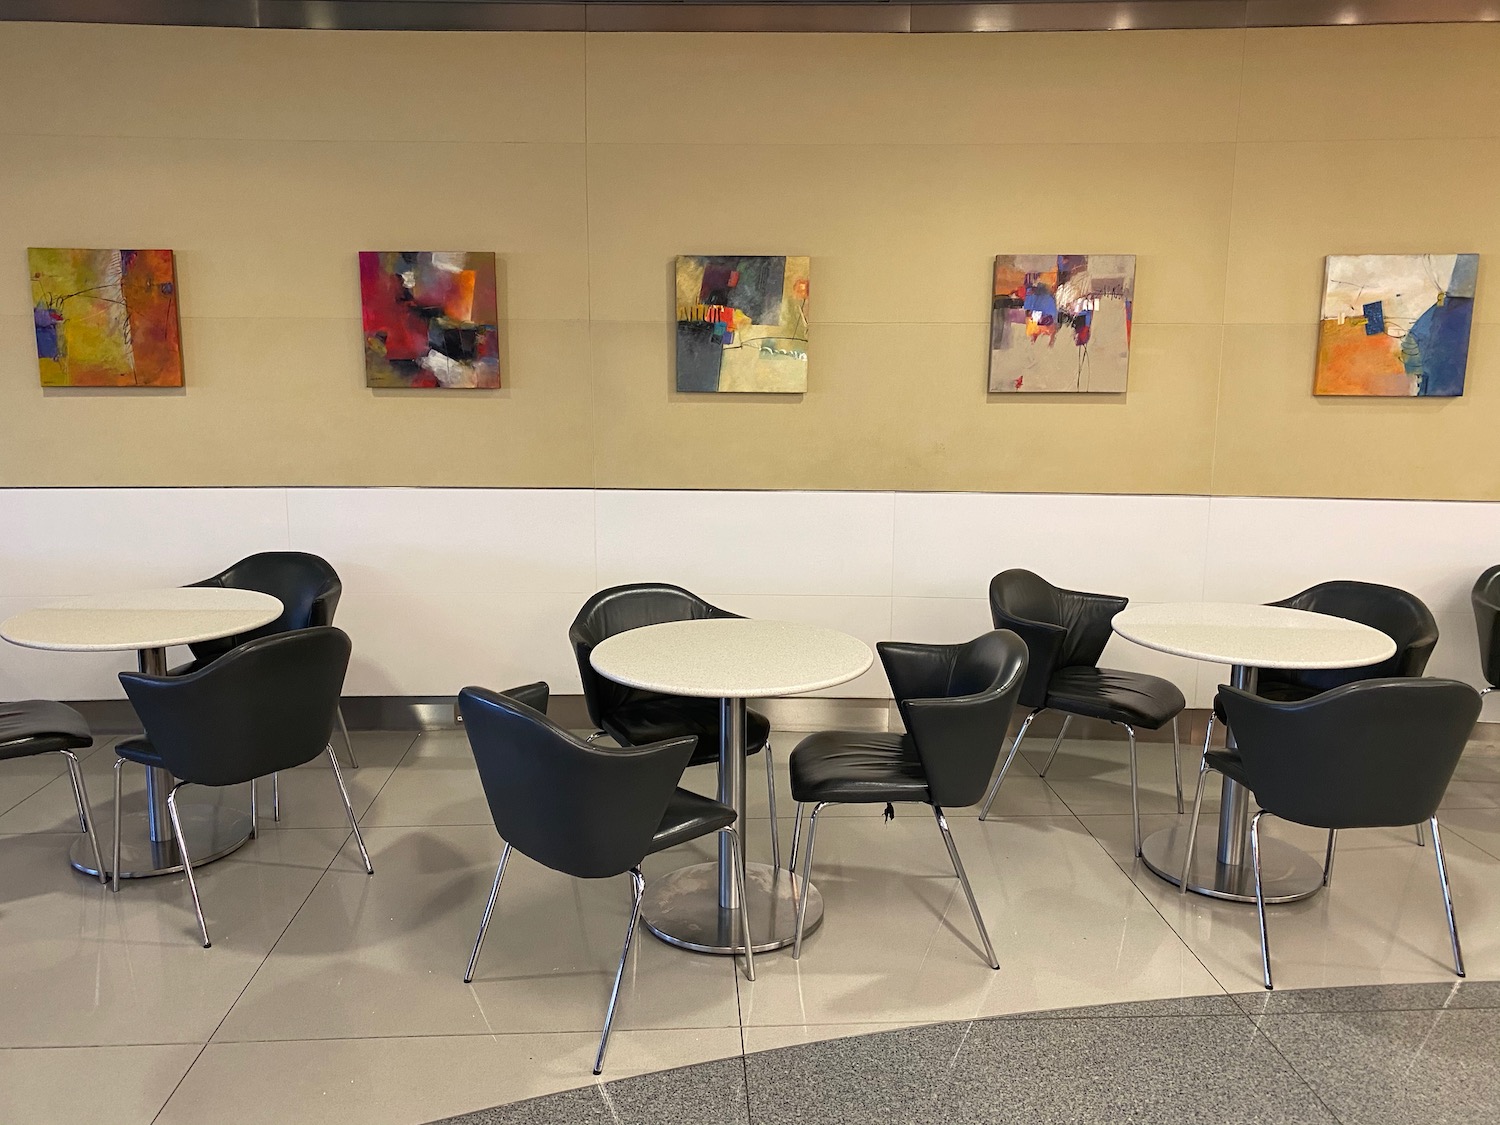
[70,804,255,880]
[1141,823,1325,904]
[641,861,823,954]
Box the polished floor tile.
[0,1043,201,1125]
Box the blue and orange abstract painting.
[675,255,809,393]
[29,248,183,387]
[359,251,500,388]
[989,254,1135,393]
[1316,254,1477,397]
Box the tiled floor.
[2,725,1499,1124]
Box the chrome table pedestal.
[1139,665,1324,904]
[68,645,254,880]
[642,698,823,954]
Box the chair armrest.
[877,641,958,706]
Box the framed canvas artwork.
[675,255,809,393]
[28,248,184,387]
[1315,254,1477,397]
[359,251,500,388]
[989,254,1135,393]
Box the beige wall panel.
[1212,322,1498,501]
[1224,138,1500,327]
[0,24,584,143]
[586,141,1236,326]
[1239,25,1500,144]
[586,30,1245,146]
[590,319,1219,493]
[0,135,588,323]
[0,315,593,486]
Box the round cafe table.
[0,587,283,879]
[590,618,873,954]
[1113,602,1395,903]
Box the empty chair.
[458,682,753,1075]
[0,701,105,881]
[1474,565,1500,697]
[177,552,359,782]
[570,584,780,865]
[978,569,1185,856]
[786,630,1028,967]
[1199,678,1479,989]
[116,627,371,946]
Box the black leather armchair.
[570,584,779,865]
[117,627,371,945]
[0,700,104,881]
[1211,678,1479,990]
[978,570,1186,857]
[785,630,1028,967]
[1473,565,1500,696]
[458,682,754,1075]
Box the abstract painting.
[359,251,500,388]
[28,248,183,387]
[989,254,1135,393]
[675,255,809,393]
[1315,254,1477,397]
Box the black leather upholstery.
[1218,678,1480,830]
[173,552,342,674]
[570,584,768,765]
[1256,581,1439,700]
[458,684,737,880]
[989,569,1184,731]
[790,630,1029,808]
[119,627,351,787]
[1474,566,1500,690]
[0,700,93,762]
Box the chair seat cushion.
[789,730,930,805]
[115,736,166,769]
[0,700,93,761]
[605,698,770,766]
[1203,749,1248,786]
[649,788,737,854]
[1044,667,1186,730]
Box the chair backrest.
[989,569,1126,707]
[877,630,1029,808]
[568,584,737,729]
[188,552,343,665]
[1218,677,1480,829]
[1474,565,1500,690]
[458,684,696,879]
[119,627,351,787]
[1263,580,1439,694]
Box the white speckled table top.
[589,619,874,699]
[0,588,283,652]
[1112,602,1396,670]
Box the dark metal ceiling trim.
[3,0,1497,32]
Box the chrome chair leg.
[1179,754,1211,894]
[326,744,373,874]
[1430,816,1465,978]
[166,784,211,948]
[1038,712,1069,778]
[1251,810,1272,990]
[1124,723,1142,857]
[793,802,827,959]
[336,707,360,768]
[722,827,756,981]
[249,778,259,839]
[464,842,512,983]
[594,867,645,1075]
[111,758,125,893]
[585,731,605,745]
[59,750,105,884]
[1322,829,1337,887]
[272,771,280,823]
[1415,821,1426,847]
[1170,715,1184,814]
[762,743,781,869]
[788,802,806,873]
[933,805,999,969]
[979,707,1039,821]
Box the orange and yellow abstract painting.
[29,248,183,387]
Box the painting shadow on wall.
[663,258,803,405]
[367,256,511,399]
